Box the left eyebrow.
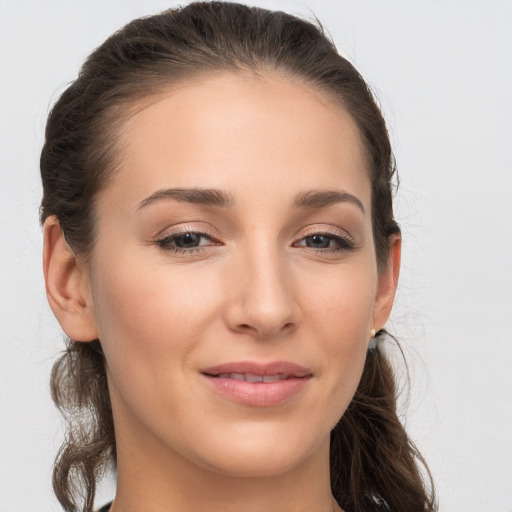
[292,190,365,214]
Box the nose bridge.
[226,236,299,338]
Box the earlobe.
[43,216,98,342]
[372,234,401,333]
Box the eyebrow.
[137,187,364,214]
[292,190,365,214]
[137,188,235,209]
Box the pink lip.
[201,361,312,407]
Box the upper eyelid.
[155,222,354,239]
[156,225,217,240]
[296,226,355,243]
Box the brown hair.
[40,2,436,511]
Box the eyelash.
[155,229,356,255]
[156,229,219,254]
[293,230,356,253]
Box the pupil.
[176,233,200,248]
[307,235,330,248]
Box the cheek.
[299,260,377,420]
[301,259,377,345]
[89,248,221,379]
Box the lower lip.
[201,375,311,407]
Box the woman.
[40,2,436,511]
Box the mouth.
[208,372,297,383]
[200,361,312,407]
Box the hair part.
[41,2,435,511]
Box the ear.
[372,234,401,333]
[43,216,98,342]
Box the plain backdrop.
[1,1,511,511]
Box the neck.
[110,421,341,512]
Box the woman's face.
[80,73,398,476]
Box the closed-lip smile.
[201,361,313,407]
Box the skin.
[44,72,400,512]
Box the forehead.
[100,72,370,210]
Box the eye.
[303,234,335,249]
[294,232,355,252]
[156,231,217,253]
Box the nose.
[223,245,301,339]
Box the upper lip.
[201,361,312,378]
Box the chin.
[200,449,314,478]
[188,423,328,478]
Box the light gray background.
[1,1,511,511]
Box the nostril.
[234,321,294,337]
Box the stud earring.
[368,329,377,351]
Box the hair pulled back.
[40,2,435,511]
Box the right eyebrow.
[136,188,235,210]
